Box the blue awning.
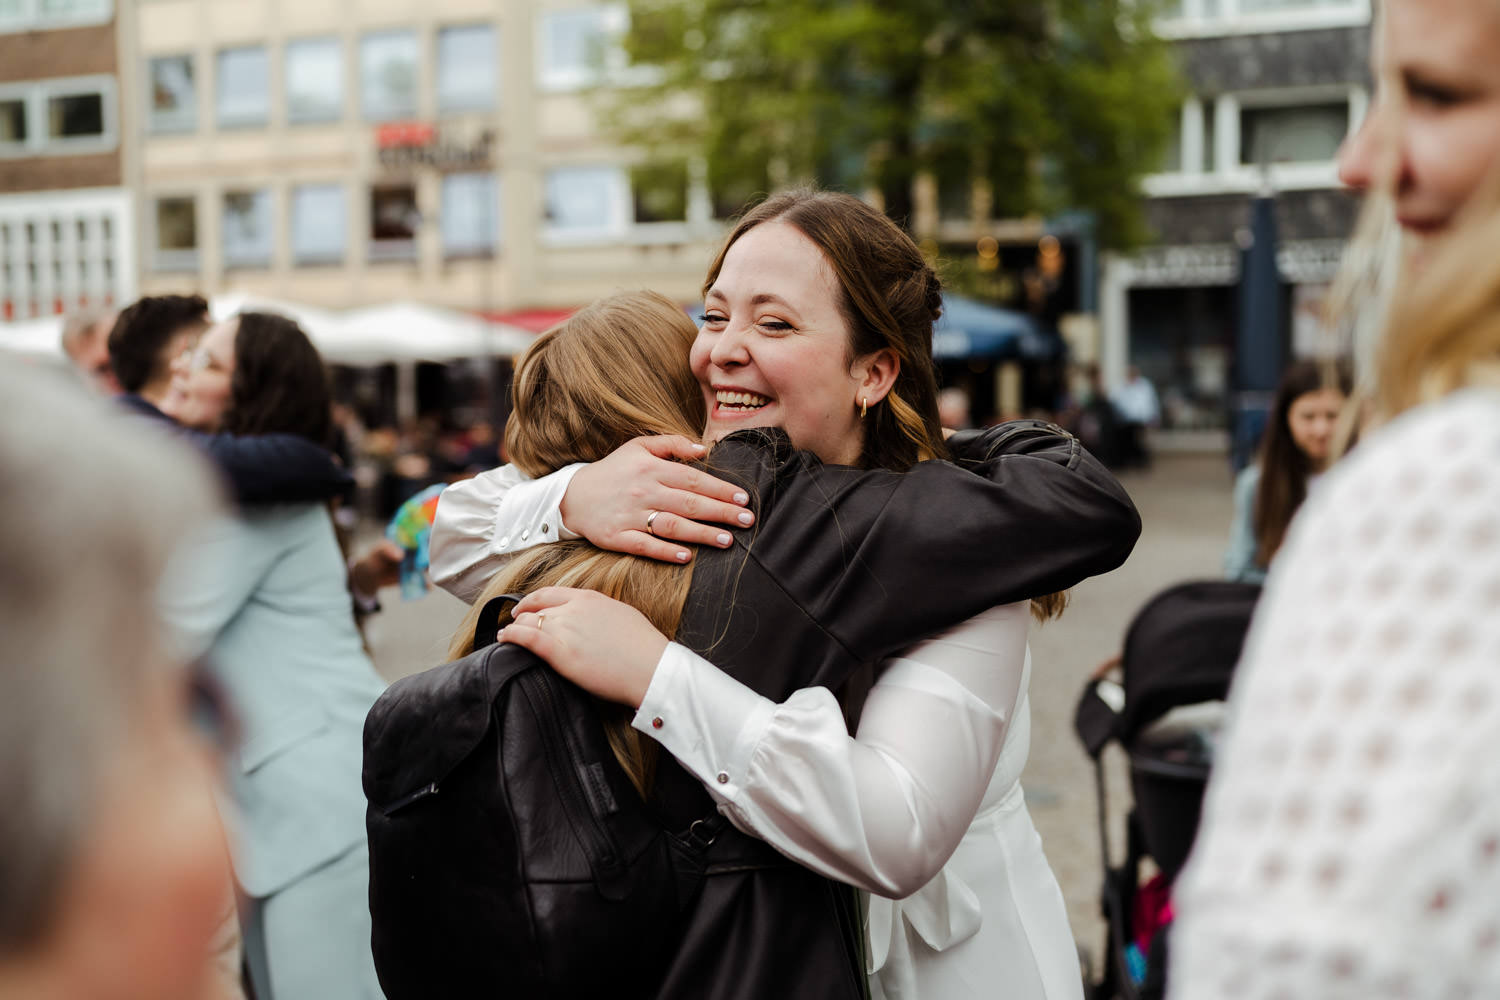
[933,294,1064,361]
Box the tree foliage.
[605,0,1182,248]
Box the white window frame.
[540,164,631,245]
[1156,0,1369,38]
[534,5,630,93]
[0,0,112,35]
[1143,84,1362,197]
[146,54,198,134]
[436,24,498,113]
[0,75,118,159]
[284,37,344,125]
[149,193,200,273]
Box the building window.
[153,196,198,272]
[542,165,629,240]
[0,97,25,148]
[370,184,418,260]
[536,6,628,92]
[361,31,420,121]
[630,162,687,224]
[222,190,273,269]
[441,172,498,256]
[437,25,496,113]
[148,55,196,133]
[290,184,345,264]
[0,76,117,156]
[286,38,343,124]
[217,46,270,128]
[48,91,103,139]
[0,0,110,34]
[1240,102,1348,166]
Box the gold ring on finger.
[645,509,663,537]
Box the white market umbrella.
[0,315,65,358]
[210,293,344,348]
[332,301,534,364]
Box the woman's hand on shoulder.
[558,435,755,564]
[500,587,666,707]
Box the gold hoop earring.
[860,397,868,420]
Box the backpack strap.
[473,592,527,651]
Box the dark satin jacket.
[645,421,1140,999]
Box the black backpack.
[363,593,748,999]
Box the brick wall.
[0,152,120,190]
[0,21,117,84]
[0,20,121,191]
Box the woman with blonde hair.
[1167,0,1500,996]
[427,191,1135,998]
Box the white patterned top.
[1169,388,1500,999]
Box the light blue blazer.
[1224,464,1268,585]
[164,504,386,898]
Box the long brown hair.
[705,189,1067,621]
[1252,360,1353,567]
[221,312,332,445]
[450,291,704,798]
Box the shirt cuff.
[632,642,777,803]
[491,463,585,553]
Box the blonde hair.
[452,291,704,797]
[1328,3,1500,426]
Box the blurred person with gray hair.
[0,365,238,1000]
[937,386,973,429]
[58,308,119,395]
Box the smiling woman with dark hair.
[161,312,386,1000]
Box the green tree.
[606,0,1181,247]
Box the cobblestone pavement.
[362,452,1237,974]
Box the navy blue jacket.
[119,393,353,504]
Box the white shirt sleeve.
[428,463,585,604]
[633,603,1030,898]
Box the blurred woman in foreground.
[0,366,232,1000]
[1170,0,1500,995]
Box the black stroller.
[1073,580,1261,1000]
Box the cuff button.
[716,772,729,785]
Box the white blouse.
[1169,388,1500,999]
[634,605,1028,899]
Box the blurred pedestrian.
[1169,0,1500,996]
[0,365,235,1000]
[108,295,353,507]
[1223,360,1352,583]
[937,386,973,429]
[109,294,210,420]
[161,313,387,1000]
[59,308,119,395]
[1111,365,1160,468]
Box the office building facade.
[126,0,725,316]
[1099,0,1370,429]
[0,0,134,323]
